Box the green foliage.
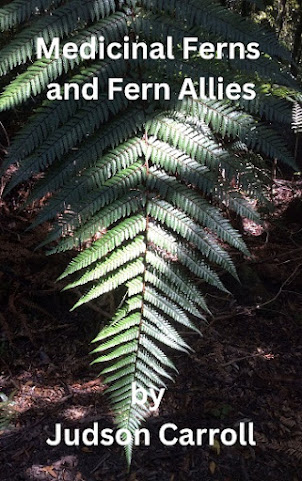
[0,0,63,32]
[292,102,302,133]
[0,392,15,431]
[0,0,300,465]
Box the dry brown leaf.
[210,439,221,455]
[81,447,93,453]
[41,466,57,478]
[209,461,216,475]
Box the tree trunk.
[277,0,287,37]
[291,5,302,76]
[241,0,252,17]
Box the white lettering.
[159,423,178,446]
[220,428,237,446]
[82,422,99,446]
[46,423,62,446]
[36,37,59,59]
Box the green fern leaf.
[1,0,299,467]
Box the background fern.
[0,0,300,465]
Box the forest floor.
[0,176,302,481]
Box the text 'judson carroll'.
[46,422,256,447]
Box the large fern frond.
[0,0,300,466]
[0,0,63,31]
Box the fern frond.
[148,223,229,293]
[5,94,129,193]
[27,110,145,207]
[5,59,127,168]
[145,251,210,313]
[292,102,302,133]
[147,198,237,276]
[0,12,127,111]
[45,192,144,253]
[0,0,116,76]
[58,214,146,279]
[148,168,249,254]
[136,16,296,90]
[1,0,299,468]
[0,0,63,31]
[140,0,291,60]
[54,163,145,237]
[176,97,297,168]
[33,145,143,227]
[144,287,201,332]
[72,259,145,309]
[64,236,146,290]
[144,271,204,318]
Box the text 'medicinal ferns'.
[0,0,300,464]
